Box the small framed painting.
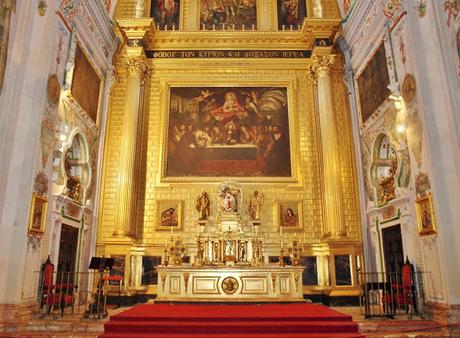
[150,0,181,29]
[156,200,183,230]
[416,193,437,236]
[28,193,48,235]
[277,201,303,230]
[277,0,307,30]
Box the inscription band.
[145,50,312,59]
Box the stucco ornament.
[34,171,49,195]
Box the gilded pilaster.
[113,54,147,237]
[310,53,347,238]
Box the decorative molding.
[443,0,460,27]
[415,172,431,198]
[27,234,42,252]
[422,234,438,250]
[34,171,49,196]
[59,0,118,74]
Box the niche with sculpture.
[63,134,90,203]
[371,134,398,206]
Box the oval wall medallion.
[46,73,61,105]
[401,73,416,104]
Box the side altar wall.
[97,0,363,300]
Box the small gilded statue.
[248,190,264,221]
[195,191,211,220]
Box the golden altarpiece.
[97,0,363,302]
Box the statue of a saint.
[195,192,211,220]
[249,190,264,221]
[225,241,235,256]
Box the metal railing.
[35,270,123,319]
[358,271,427,319]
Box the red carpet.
[100,303,364,338]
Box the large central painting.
[166,87,291,177]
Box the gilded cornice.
[301,18,341,48]
[142,18,341,51]
[117,18,155,46]
[148,31,306,50]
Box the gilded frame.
[416,193,437,236]
[148,0,183,30]
[158,81,300,183]
[28,193,48,235]
[69,43,104,126]
[276,200,303,230]
[156,200,183,231]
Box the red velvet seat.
[384,259,417,314]
[40,257,75,316]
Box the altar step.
[99,303,364,338]
[101,334,363,338]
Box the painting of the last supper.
[166,86,291,177]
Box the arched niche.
[370,134,398,206]
[63,133,91,204]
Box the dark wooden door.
[57,224,79,273]
[382,224,404,273]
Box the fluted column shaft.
[313,0,323,18]
[135,0,145,18]
[311,55,346,238]
[114,57,146,237]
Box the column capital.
[309,54,336,79]
[123,56,147,76]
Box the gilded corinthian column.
[310,54,347,238]
[114,19,153,237]
[113,54,147,237]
